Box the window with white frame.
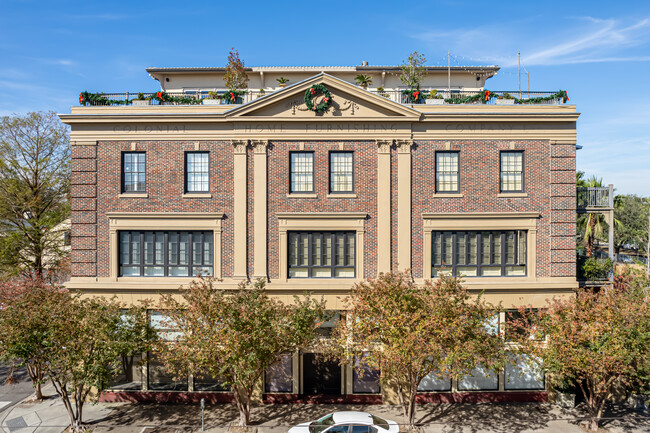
[500,151,524,192]
[122,152,146,193]
[290,151,314,193]
[436,151,459,193]
[329,151,354,193]
[185,152,209,193]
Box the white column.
[376,140,392,273]
[232,140,248,279]
[253,140,269,280]
[397,140,413,272]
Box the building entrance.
[302,353,342,395]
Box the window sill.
[326,193,357,199]
[433,193,463,198]
[497,192,528,198]
[118,193,148,198]
[182,193,212,198]
[286,193,318,198]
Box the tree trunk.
[232,384,251,426]
[26,362,44,400]
[51,378,79,432]
[586,217,596,257]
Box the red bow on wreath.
[484,90,491,101]
[310,88,316,95]
[313,106,317,111]
[413,91,420,100]
[156,92,163,99]
[79,93,84,104]
[324,97,329,103]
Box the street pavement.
[0,395,648,433]
[0,365,35,421]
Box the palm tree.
[577,175,621,258]
[354,74,373,90]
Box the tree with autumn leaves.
[0,278,155,432]
[329,271,506,429]
[508,270,650,432]
[158,277,327,426]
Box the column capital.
[231,139,249,154]
[375,139,393,154]
[251,139,269,154]
[396,140,413,153]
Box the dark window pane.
[287,232,355,279]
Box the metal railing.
[577,186,614,209]
[79,89,567,107]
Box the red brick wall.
[71,138,575,281]
[71,141,234,278]
[266,141,378,280]
[411,140,576,279]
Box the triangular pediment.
[225,73,421,121]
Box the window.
[352,353,380,394]
[458,366,499,391]
[417,371,452,392]
[436,151,459,193]
[119,231,213,277]
[329,151,354,193]
[505,354,545,390]
[288,231,355,278]
[432,230,527,277]
[500,151,524,192]
[185,152,209,192]
[265,353,293,393]
[122,152,146,193]
[289,152,314,193]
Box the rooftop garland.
[402,89,426,104]
[445,90,495,104]
[515,90,569,104]
[151,92,202,105]
[79,91,130,106]
[221,90,246,104]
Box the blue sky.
[1,0,649,196]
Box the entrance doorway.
[302,353,342,395]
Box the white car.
[288,411,400,433]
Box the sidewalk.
[1,393,648,433]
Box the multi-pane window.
[119,231,213,277]
[329,151,354,193]
[289,152,314,193]
[122,152,146,193]
[436,151,459,193]
[500,151,524,192]
[288,231,355,278]
[185,152,209,192]
[432,230,527,277]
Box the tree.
[0,277,69,400]
[158,278,327,426]
[0,111,70,279]
[577,175,607,257]
[329,271,505,429]
[614,194,649,260]
[223,48,249,91]
[399,51,427,90]
[508,284,650,432]
[43,296,155,432]
[354,74,373,89]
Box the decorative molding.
[376,139,393,154]
[117,193,148,199]
[276,213,367,282]
[422,212,539,220]
[396,139,413,153]
[288,97,360,116]
[251,139,269,154]
[231,139,249,154]
[182,193,212,199]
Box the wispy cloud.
[409,16,650,67]
[22,56,76,67]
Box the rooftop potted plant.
[425,89,444,105]
[400,51,427,104]
[354,74,373,90]
[276,77,289,88]
[376,87,390,98]
[496,92,516,105]
[202,91,221,105]
[222,48,248,104]
[257,88,266,98]
[132,92,150,106]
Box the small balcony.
[77,89,570,107]
[577,185,614,212]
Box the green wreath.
[304,84,333,113]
